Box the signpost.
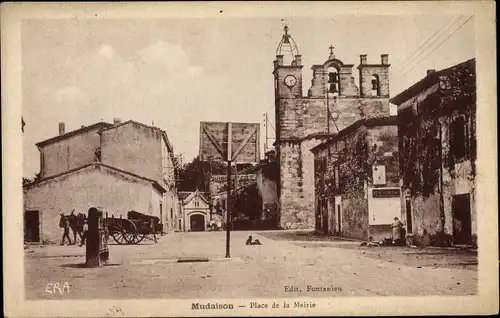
[200,121,260,258]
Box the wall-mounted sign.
[211,174,257,183]
[372,188,401,198]
[372,165,387,185]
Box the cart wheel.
[133,233,146,244]
[122,220,138,244]
[110,225,126,245]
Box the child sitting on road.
[245,236,263,246]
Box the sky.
[21,15,475,178]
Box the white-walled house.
[23,120,178,244]
[178,191,210,232]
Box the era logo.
[45,282,70,295]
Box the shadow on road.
[60,262,121,268]
[60,263,87,268]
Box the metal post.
[226,160,232,258]
[264,113,268,152]
[324,83,330,235]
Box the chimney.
[295,55,302,66]
[427,69,436,76]
[113,118,121,125]
[360,54,367,65]
[276,55,284,66]
[58,122,65,135]
[381,54,389,65]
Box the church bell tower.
[273,25,303,143]
[273,25,312,229]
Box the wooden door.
[452,194,472,245]
[24,210,40,242]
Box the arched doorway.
[190,214,205,232]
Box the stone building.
[390,59,476,247]
[23,119,178,243]
[311,116,399,241]
[177,190,210,232]
[252,150,279,226]
[207,152,278,230]
[273,26,391,229]
[232,150,279,230]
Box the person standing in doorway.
[391,217,404,246]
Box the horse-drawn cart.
[107,211,161,245]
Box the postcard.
[2,1,498,317]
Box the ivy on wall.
[314,129,369,200]
[399,61,476,198]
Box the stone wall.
[313,119,399,240]
[366,125,400,187]
[397,59,476,247]
[337,128,369,240]
[275,54,391,230]
[359,66,390,98]
[278,141,304,228]
[257,162,279,221]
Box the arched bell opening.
[371,74,380,97]
[327,66,340,98]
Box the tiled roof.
[310,116,398,153]
[390,59,475,105]
[24,163,166,194]
[35,122,113,147]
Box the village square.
[20,16,478,300]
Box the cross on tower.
[329,45,335,55]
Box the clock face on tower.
[284,75,297,88]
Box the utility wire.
[397,15,464,76]
[266,117,276,133]
[398,15,474,79]
[395,16,458,73]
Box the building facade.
[177,190,210,232]
[23,119,178,243]
[390,59,477,247]
[208,151,279,230]
[273,26,391,229]
[98,120,178,232]
[311,117,400,241]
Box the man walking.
[60,215,72,246]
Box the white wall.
[367,188,401,225]
[24,164,163,243]
[40,127,102,178]
[100,122,162,183]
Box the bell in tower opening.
[328,83,338,94]
[327,66,339,97]
[371,74,380,96]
